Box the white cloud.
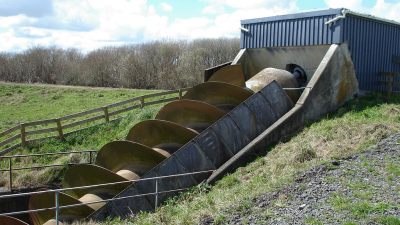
[324,0,400,22]
[202,4,225,14]
[159,3,173,12]
[324,0,363,10]
[371,0,400,22]
[202,0,295,10]
[3,0,398,53]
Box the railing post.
[102,107,109,123]
[155,179,158,210]
[55,119,64,140]
[20,123,26,147]
[179,89,183,100]
[9,158,12,193]
[140,96,145,108]
[89,151,92,164]
[55,191,59,225]
[388,73,393,97]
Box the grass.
[0,83,172,188]
[67,92,400,225]
[0,83,177,152]
[0,106,164,188]
[2,87,400,224]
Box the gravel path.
[200,133,400,225]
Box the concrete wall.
[233,45,331,83]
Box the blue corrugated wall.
[342,15,400,91]
[240,8,400,91]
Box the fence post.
[140,96,145,108]
[388,73,393,97]
[55,191,59,225]
[89,151,92,164]
[179,89,183,100]
[55,119,64,140]
[9,158,12,192]
[20,124,26,147]
[102,107,109,123]
[155,179,158,210]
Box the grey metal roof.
[241,8,400,27]
[241,8,342,25]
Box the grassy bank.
[0,105,163,189]
[0,83,169,188]
[73,92,400,225]
[0,84,160,130]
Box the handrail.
[0,88,190,155]
[0,170,215,224]
[0,150,99,191]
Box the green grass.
[0,84,160,130]
[0,105,164,188]
[0,84,178,152]
[0,84,173,188]
[113,92,400,225]
[2,88,400,224]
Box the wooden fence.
[379,72,400,96]
[0,88,191,155]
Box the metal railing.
[282,86,312,90]
[0,150,99,192]
[0,170,215,225]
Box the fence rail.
[0,170,214,225]
[379,72,400,96]
[0,150,99,192]
[0,88,191,155]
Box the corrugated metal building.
[240,8,400,91]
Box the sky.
[0,0,399,52]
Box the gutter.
[326,8,400,27]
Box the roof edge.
[343,9,400,27]
[241,8,342,25]
[241,8,400,27]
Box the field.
[0,83,168,188]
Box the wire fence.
[0,150,99,192]
[0,170,215,225]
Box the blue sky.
[0,0,399,52]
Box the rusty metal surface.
[125,120,198,154]
[155,100,226,133]
[28,189,94,225]
[245,68,299,103]
[95,141,167,180]
[62,165,129,200]
[0,216,28,225]
[182,82,254,112]
[204,61,232,82]
[208,64,246,87]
